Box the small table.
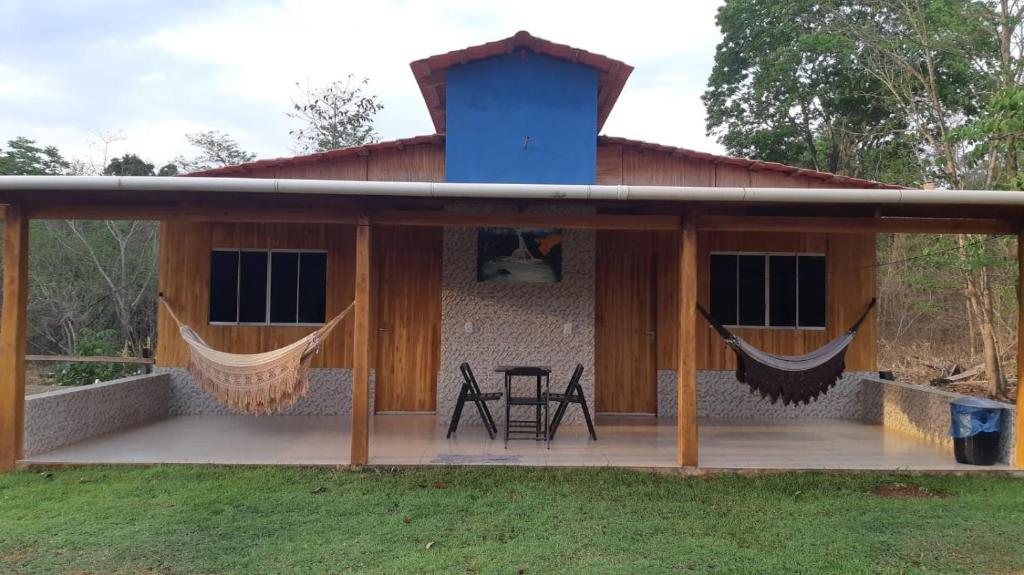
[495,365,551,448]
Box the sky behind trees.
[0,0,726,167]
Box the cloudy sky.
[1,0,726,168]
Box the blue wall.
[444,50,598,184]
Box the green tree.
[103,154,155,176]
[288,75,383,153]
[173,130,256,173]
[157,163,179,176]
[703,0,924,184]
[0,137,70,175]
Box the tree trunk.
[960,234,1007,398]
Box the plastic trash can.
[949,397,1005,466]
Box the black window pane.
[709,254,738,325]
[238,251,268,323]
[737,255,766,326]
[799,255,827,328]
[209,251,239,322]
[769,256,797,327]
[270,252,299,323]
[298,252,327,324]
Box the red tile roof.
[185,133,897,189]
[409,31,634,133]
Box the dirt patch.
[0,547,31,562]
[873,483,945,499]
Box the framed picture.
[477,228,563,283]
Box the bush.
[54,328,140,386]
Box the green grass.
[0,467,1022,574]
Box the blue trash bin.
[949,397,1004,466]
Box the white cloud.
[0,64,69,105]
[6,0,727,165]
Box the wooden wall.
[595,142,845,188]
[163,140,876,373]
[156,222,357,368]
[596,229,876,372]
[155,221,444,374]
[593,141,877,371]
[232,143,445,182]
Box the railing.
[26,355,155,373]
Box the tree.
[703,0,924,184]
[0,137,70,175]
[157,163,179,176]
[103,154,155,176]
[173,130,256,173]
[706,0,1022,399]
[827,0,1013,399]
[288,75,383,153]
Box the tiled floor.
[23,414,999,471]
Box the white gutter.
[0,175,1021,206]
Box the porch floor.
[22,415,998,471]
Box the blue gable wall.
[444,50,598,184]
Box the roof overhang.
[0,177,1019,234]
[409,31,633,133]
[0,175,1021,204]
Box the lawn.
[0,467,1021,574]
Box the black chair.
[547,364,597,441]
[447,363,502,439]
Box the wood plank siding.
[156,222,358,368]
[596,141,877,372]
[156,142,446,369]
[158,138,876,375]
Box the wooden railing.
[25,355,154,365]
[26,355,155,374]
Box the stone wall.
[860,377,1016,465]
[160,367,364,416]
[657,370,878,419]
[438,205,595,426]
[24,373,170,457]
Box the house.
[0,32,1020,471]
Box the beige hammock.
[159,296,354,414]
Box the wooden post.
[1016,230,1024,468]
[677,213,699,467]
[351,216,372,466]
[0,205,28,472]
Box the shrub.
[54,328,140,386]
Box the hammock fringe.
[160,296,354,414]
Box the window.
[709,253,826,329]
[208,249,327,325]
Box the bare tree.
[288,75,383,153]
[173,130,256,173]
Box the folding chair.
[547,364,597,441]
[446,362,502,439]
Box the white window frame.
[709,251,827,331]
[209,248,328,327]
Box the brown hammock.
[159,295,354,414]
[698,299,876,405]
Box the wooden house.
[1,32,1021,471]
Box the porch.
[1,177,1024,473]
[22,413,998,471]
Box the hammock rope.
[159,295,355,414]
[698,298,876,405]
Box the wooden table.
[494,365,551,448]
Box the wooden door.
[595,231,658,414]
[374,227,441,413]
